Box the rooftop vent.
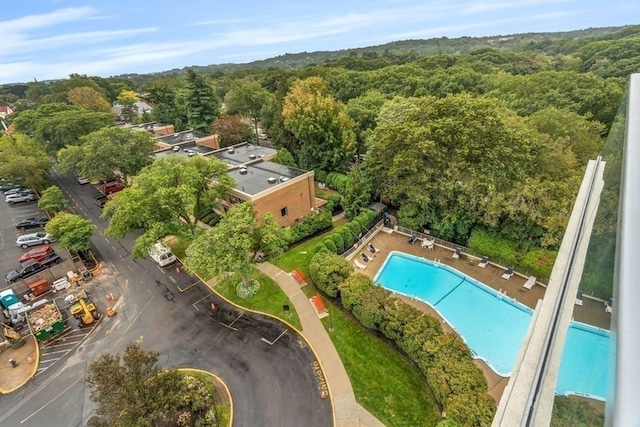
[239,167,248,175]
[228,148,235,154]
[248,154,257,160]
[267,177,277,184]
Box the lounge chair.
[368,243,380,253]
[452,248,461,259]
[354,260,367,270]
[361,252,372,262]
[605,298,613,313]
[575,290,583,306]
[408,233,418,244]
[501,267,514,280]
[478,256,489,268]
[523,276,535,290]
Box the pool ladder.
[497,289,508,300]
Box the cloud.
[0,7,98,35]
[462,0,573,14]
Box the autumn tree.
[38,185,68,215]
[115,89,139,122]
[0,133,51,191]
[282,77,356,172]
[185,69,220,133]
[209,114,252,147]
[57,127,155,183]
[103,155,234,258]
[67,86,112,112]
[225,81,271,143]
[45,213,93,254]
[184,202,289,295]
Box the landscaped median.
[179,369,232,427]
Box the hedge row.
[315,209,378,255]
[287,210,333,245]
[467,228,557,280]
[339,274,496,426]
[325,172,348,193]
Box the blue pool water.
[374,251,609,398]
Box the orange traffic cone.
[107,307,116,317]
[106,294,112,301]
[210,302,216,310]
[109,292,116,301]
[27,356,34,364]
[176,265,181,274]
[320,390,328,399]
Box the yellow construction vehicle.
[70,299,100,326]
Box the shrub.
[288,211,332,245]
[346,221,362,238]
[325,172,348,192]
[331,232,345,254]
[308,252,352,297]
[326,194,342,212]
[236,279,260,299]
[340,227,355,248]
[520,248,557,279]
[322,237,337,253]
[315,169,327,183]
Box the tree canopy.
[67,86,112,112]
[103,155,234,258]
[38,185,68,215]
[185,69,220,133]
[45,213,93,253]
[224,81,272,143]
[0,133,51,191]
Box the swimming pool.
[374,251,609,398]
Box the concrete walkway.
[256,263,385,427]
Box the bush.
[331,232,345,254]
[288,211,333,245]
[323,237,337,253]
[326,194,342,213]
[308,252,352,297]
[236,279,260,299]
[325,172,348,192]
[337,272,496,425]
[346,221,362,238]
[340,227,355,249]
[520,248,556,279]
[315,170,327,183]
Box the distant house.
[0,105,14,119]
[111,101,153,120]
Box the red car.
[19,245,55,263]
[103,181,125,195]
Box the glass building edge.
[607,73,640,426]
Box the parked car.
[5,191,37,204]
[5,254,62,284]
[102,181,125,195]
[76,176,90,185]
[93,194,108,207]
[19,246,55,263]
[98,176,118,184]
[4,187,27,196]
[16,232,52,249]
[16,217,49,230]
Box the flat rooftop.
[212,144,277,166]
[154,142,215,158]
[227,160,307,195]
[156,131,209,145]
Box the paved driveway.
[0,171,332,427]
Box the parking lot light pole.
[328,306,334,332]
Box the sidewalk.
[256,263,385,427]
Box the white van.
[149,242,176,267]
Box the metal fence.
[395,226,550,285]
[342,219,385,258]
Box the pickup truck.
[5,253,62,284]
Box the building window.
[281,207,288,217]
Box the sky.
[2,0,639,84]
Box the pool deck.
[353,229,611,403]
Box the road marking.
[20,376,83,424]
[168,276,177,283]
[127,264,133,271]
[112,245,116,251]
[125,279,129,288]
[192,295,208,311]
[261,330,287,346]
[177,282,197,292]
[104,237,109,243]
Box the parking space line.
[20,377,83,424]
[177,282,197,292]
[261,330,287,346]
[192,295,208,311]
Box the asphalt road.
[0,171,332,427]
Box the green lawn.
[166,238,302,330]
[273,218,348,279]
[322,307,441,426]
[214,270,302,331]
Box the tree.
[184,202,289,290]
[143,78,188,131]
[345,90,387,160]
[45,213,93,254]
[343,164,373,220]
[0,133,51,191]
[184,69,220,133]
[67,86,112,112]
[58,127,156,183]
[282,77,356,171]
[116,89,139,122]
[273,148,297,168]
[208,114,252,147]
[38,185,68,215]
[225,81,271,143]
[308,252,353,297]
[103,155,234,258]
[86,342,184,427]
